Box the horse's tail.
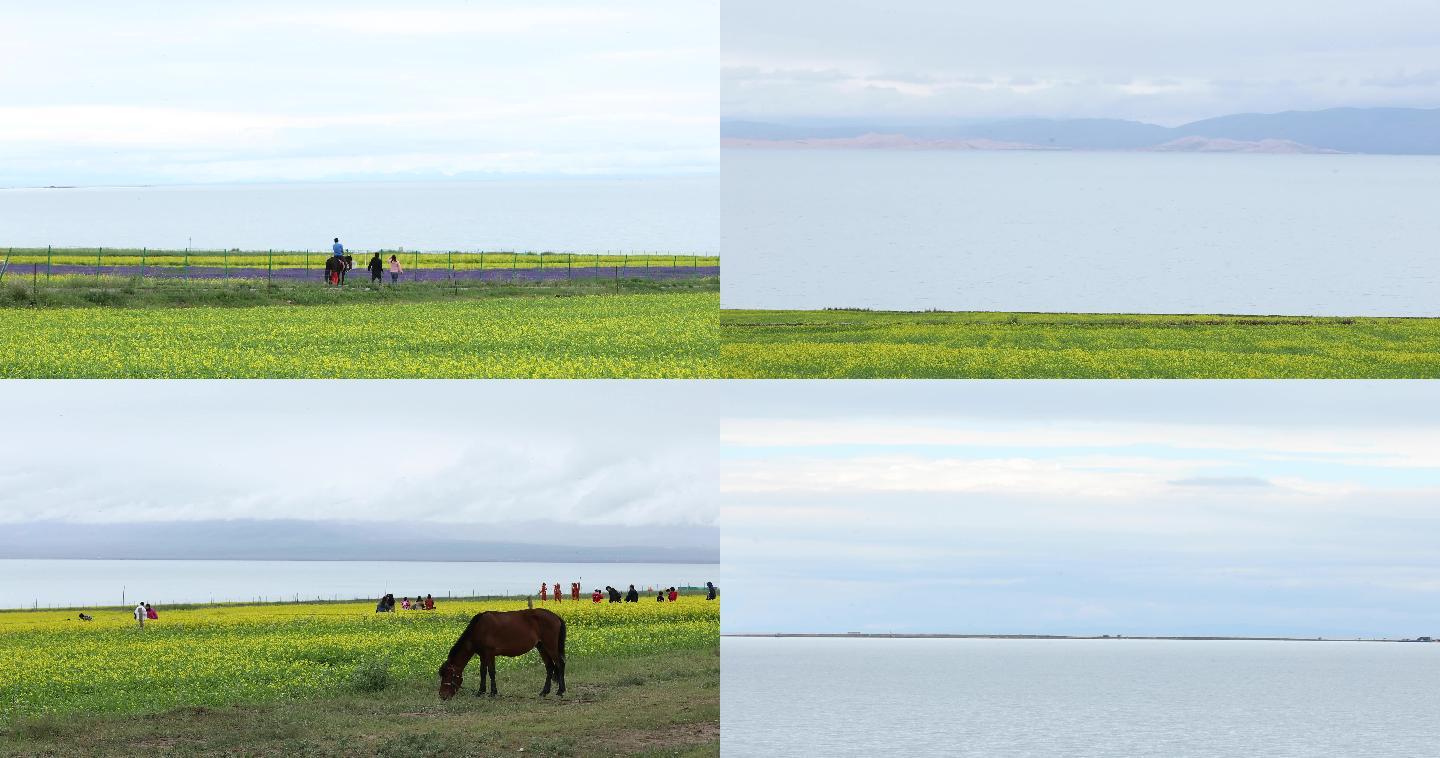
[557,616,567,664]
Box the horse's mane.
[448,612,486,661]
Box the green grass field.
[1,597,719,757]
[721,309,1440,378]
[0,279,718,378]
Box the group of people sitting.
[374,593,435,612]
[589,581,718,603]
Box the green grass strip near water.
[721,309,1440,378]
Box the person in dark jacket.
[624,584,639,603]
[705,581,717,600]
[367,253,383,283]
[606,585,622,603]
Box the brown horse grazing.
[438,608,566,699]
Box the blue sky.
[721,382,1440,638]
[0,1,717,186]
[724,0,1440,124]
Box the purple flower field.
[8,263,719,283]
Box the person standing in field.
[668,587,678,602]
[706,581,717,600]
[625,584,639,603]
[539,583,548,601]
[553,582,561,602]
[389,254,402,284]
[332,238,344,257]
[134,601,147,629]
[367,253,383,284]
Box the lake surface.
[0,559,716,610]
[722,150,1440,316]
[0,176,718,253]
[722,637,1440,757]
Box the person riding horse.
[324,254,353,285]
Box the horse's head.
[437,662,463,699]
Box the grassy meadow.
[1,595,720,757]
[0,277,719,378]
[721,309,1440,378]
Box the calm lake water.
[722,150,1440,316]
[0,559,716,610]
[0,176,719,253]
[722,637,1440,757]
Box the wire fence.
[0,247,720,288]
[9,583,715,613]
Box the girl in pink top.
[388,255,403,284]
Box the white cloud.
[723,0,1440,123]
[722,418,1440,469]
[0,0,718,185]
[0,381,718,528]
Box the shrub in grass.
[348,658,391,693]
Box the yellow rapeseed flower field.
[0,596,719,722]
[0,293,719,378]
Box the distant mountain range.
[0,520,718,564]
[722,107,1440,154]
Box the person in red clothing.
[571,582,581,601]
[591,588,603,603]
[667,587,678,602]
[539,583,548,601]
[424,594,434,610]
[552,582,562,601]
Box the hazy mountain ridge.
[0,520,719,564]
[722,107,1440,154]
[721,134,1052,151]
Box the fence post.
[267,249,273,285]
[97,247,102,283]
[46,245,52,283]
[567,253,572,280]
[511,252,517,282]
[480,251,485,283]
[140,248,146,278]
[184,248,190,282]
[224,249,229,279]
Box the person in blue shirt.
[332,238,344,256]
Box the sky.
[722,381,1440,639]
[0,380,717,536]
[0,1,717,186]
[723,0,1440,125]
